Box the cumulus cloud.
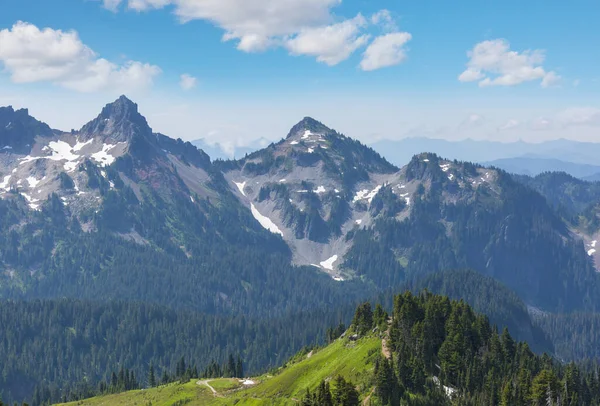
[459,39,559,88]
[530,117,552,131]
[460,114,485,128]
[285,14,369,66]
[557,107,600,127]
[101,1,411,68]
[179,73,197,90]
[498,119,520,131]
[0,21,160,92]
[370,9,397,32]
[360,32,411,71]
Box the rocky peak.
[79,95,153,143]
[0,105,54,153]
[286,117,333,140]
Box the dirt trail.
[197,380,221,397]
[381,318,392,360]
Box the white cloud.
[459,39,559,88]
[101,1,410,67]
[103,0,123,11]
[370,9,397,32]
[557,107,600,127]
[285,14,369,66]
[128,0,171,10]
[460,114,485,128]
[530,116,552,131]
[499,119,519,131]
[359,32,411,71]
[541,71,561,88]
[0,21,160,92]
[179,73,197,90]
[109,0,340,53]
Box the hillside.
[55,332,382,405]
[56,291,600,406]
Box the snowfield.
[234,181,247,196]
[320,255,338,270]
[250,204,283,236]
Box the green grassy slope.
[56,335,381,406]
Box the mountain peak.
[79,96,152,143]
[286,117,332,139]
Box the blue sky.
[0,0,599,155]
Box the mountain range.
[198,135,600,179]
[2,96,600,404]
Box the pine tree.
[148,364,157,388]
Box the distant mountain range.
[195,136,600,179]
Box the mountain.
[3,100,599,315]
[0,97,367,319]
[57,291,600,406]
[483,157,600,179]
[370,137,600,167]
[4,97,600,404]
[216,119,600,312]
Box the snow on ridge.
[353,185,382,204]
[234,181,247,196]
[26,176,40,188]
[91,143,119,166]
[0,175,11,191]
[320,254,338,270]
[250,203,283,236]
[73,138,93,152]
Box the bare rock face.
[79,95,153,144]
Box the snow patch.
[0,175,11,190]
[2,146,12,150]
[313,186,326,194]
[250,204,283,236]
[190,196,194,203]
[355,219,362,225]
[588,249,596,256]
[333,276,345,282]
[422,159,430,162]
[279,179,286,183]
[73,139,93,152]
[440,163,450,172]
[301,130,312,140]
[405,197,411,206]
[448,174,454,181]
[307,147,314,153]
[353,185,382,204]
[290,141,299,145]
[91,143,118,166]
[320,255,338,271]
[592,240,597,248]
[242,379,255,385]
[26,176,40,188]
[234,181,247,196]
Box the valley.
[1,96,600,405]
